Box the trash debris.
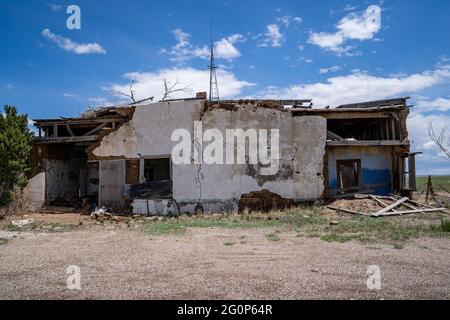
[11,219,35,227]
[90,206,124,222]
[327,194,448,218]
[90,206,108,219]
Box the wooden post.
[408,154,417,191]
[425,175,433,204]
[391,119,396,140]
[53,124,58,138]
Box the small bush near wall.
[0,105,32,219]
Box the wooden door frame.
[336,159,362,193]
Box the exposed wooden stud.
[391,119,396,140]
[385,120,390,140]
[83,122,109,136]
[34,117,128,126]
[34,135,98,144]
[327,140,409,147]
[65,123,75,137]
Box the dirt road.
[0,223,449,299]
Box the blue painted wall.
[328,146,393,196]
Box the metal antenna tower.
[208,20,220,103]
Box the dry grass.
[142,206,450,248]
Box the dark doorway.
[337,159,362,193]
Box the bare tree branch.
[160,78,193,101]
[428,120,450,160]
[111,79,137,103]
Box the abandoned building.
[23,96,418,215]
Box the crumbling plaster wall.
[23,172,45,211]
[93,100,327,213]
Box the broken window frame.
[139,156,172,184]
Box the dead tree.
[160,78,193,101]
[428,120,450,160]
[111,79,137,103]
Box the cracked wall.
[92,100,327,214]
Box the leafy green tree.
[0,106,32,207]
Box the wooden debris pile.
[327,194,448,218]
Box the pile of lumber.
[327,194,448,218]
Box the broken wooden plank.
[327,206,372,216]
[387,196,418,211]
[65,123,75,137]
[326,130,345,141]
[404,198,435,209]
[379,208,447,217]
[369,195,398,212]
[83,122,109,136]
[327,140,409,147]
[34,135,98,144]
[373,197,409,217]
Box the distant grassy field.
[417,176,450,193]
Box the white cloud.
[258,24,283,48]
[309,5,381,55]
[413,97,450,113]
[343,5,357,12]
[299,57,314,63]
[293,17,303,24]
[46,3,63,12]
[276,15,302,28]
[87,97,123,108]
[108,67,255,101]
[319,65,342,74]
[407,113,450,174]
[63,93,78,98]
[259,64,450,107]
[2,83,15,91]
[168,29,245,63]
[214,34,246,60]
[42,29,106,54]
[277,16,291,28]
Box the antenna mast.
[208,20,220,103]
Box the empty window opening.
[129,157,172,199]
[337,159,362,194]
[327,118,399,141]
[144,158,171,183]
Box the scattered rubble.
[11,219,35,228]
[90,206,125,222]
[327,194,448,218]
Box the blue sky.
[1,0,450,175]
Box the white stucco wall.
[23,172,45,211]
[93,100,327,214]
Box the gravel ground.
[0,222,449,300]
